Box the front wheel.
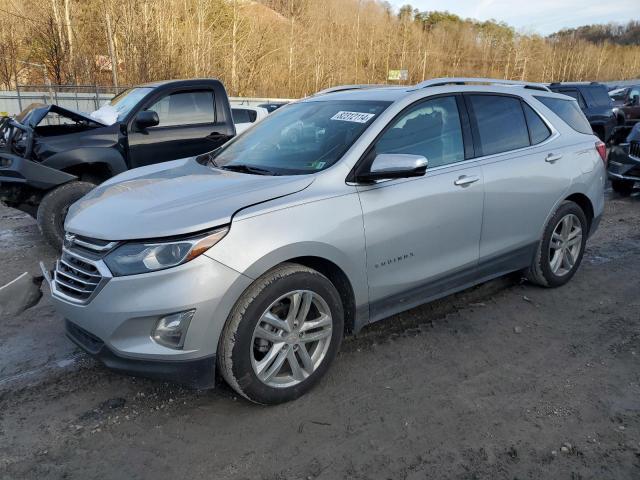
[526,201,588,288]
[218,263,344,404]
[36,181,95,249]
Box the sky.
[388,0,638,35]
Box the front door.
[127,89,231,168]
[356,95,484,322]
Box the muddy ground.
[1,189,639,480]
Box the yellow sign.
[388,70,408,81]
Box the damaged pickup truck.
[0,79,236,248]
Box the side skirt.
[367,243,537,325]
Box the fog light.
[0,157,11,168]
[152,309,195,349]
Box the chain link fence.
[0,85,294,117]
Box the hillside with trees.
[0,0,638,97]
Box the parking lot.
[0,187,637,479]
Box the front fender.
[42,147,128,176]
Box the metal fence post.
[16,84,22,112]
[94,84,100,110]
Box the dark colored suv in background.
[548,82,617,142]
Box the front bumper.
[607,144,640,182]
[0,152,76,190]
[44,254,253,388]
[66,319,217,388]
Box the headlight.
[104,226,228,276]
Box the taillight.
[595,141,607,164]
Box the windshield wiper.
[220,164,278,176]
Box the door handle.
[207,132,229,141]
[545,153,563,163]
[454,175,479,187]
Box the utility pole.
[105,13,118,89]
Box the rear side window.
[522,103,551,145]
[557,89,586,109]
[584,86,612,107]
[535,96,593,135]
[468,95,529,156]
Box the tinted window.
[522,103,551,145]
[468,95,529,156]
[585,86,612,107]
[535,96,593,135]
[232,108,257,123]
[374,96,464,168]
[148,90,215,127]
[558,89,586,109]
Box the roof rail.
[411,77,551,92]
[312,84,389,96]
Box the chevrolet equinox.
[44,78,606,404]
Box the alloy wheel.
[548,213,583,277]
[250,290,333,388]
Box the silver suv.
[44,78,606,404]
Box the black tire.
[218,263,344,404]
[526,200,588,288]
[611,179,635,197]
[36,181,95,249]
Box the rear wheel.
[218,263,344,404]
[527,201,588,288]
[36,181,95,249]
[611,179,635,196]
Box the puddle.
[0,227,36,250]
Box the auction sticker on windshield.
[331,111,376,123]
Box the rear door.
[128,89,230,168]
[467,94,570,270]
[356,95,484,321]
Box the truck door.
[127,89,232,168]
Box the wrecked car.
[608,121,640,195]
[0,79,236,248]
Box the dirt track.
[1,189,639,479]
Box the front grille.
[53,234,116,304]
[630,142,640,160]
[54,252,103,301]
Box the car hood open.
[65,157,314,240]
[20,104,107,128]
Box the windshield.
[209,100,390,175]
[91,87,154,124]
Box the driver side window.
[147,90,215,127]
[375,96,464,169]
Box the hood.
[21,104,107,128]
[65,157,314,240]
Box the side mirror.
[631,96,640,106]
[357,153,428,183]
[134,110,159,130]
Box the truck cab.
[0,79,236,248]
